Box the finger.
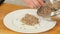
[32,0,41,7]
[38,0,44,6]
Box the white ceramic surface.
[3,9,56,33]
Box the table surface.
[0,3,60,34]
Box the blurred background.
[4,0,26,6]
[4,0,50,6]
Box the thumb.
[38,0,44,6]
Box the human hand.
[23,0,44,8]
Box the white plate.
[3,9,56,33]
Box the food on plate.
[21,14,39,26]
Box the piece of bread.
[21,14,39,26]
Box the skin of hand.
[23,0,44,8]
